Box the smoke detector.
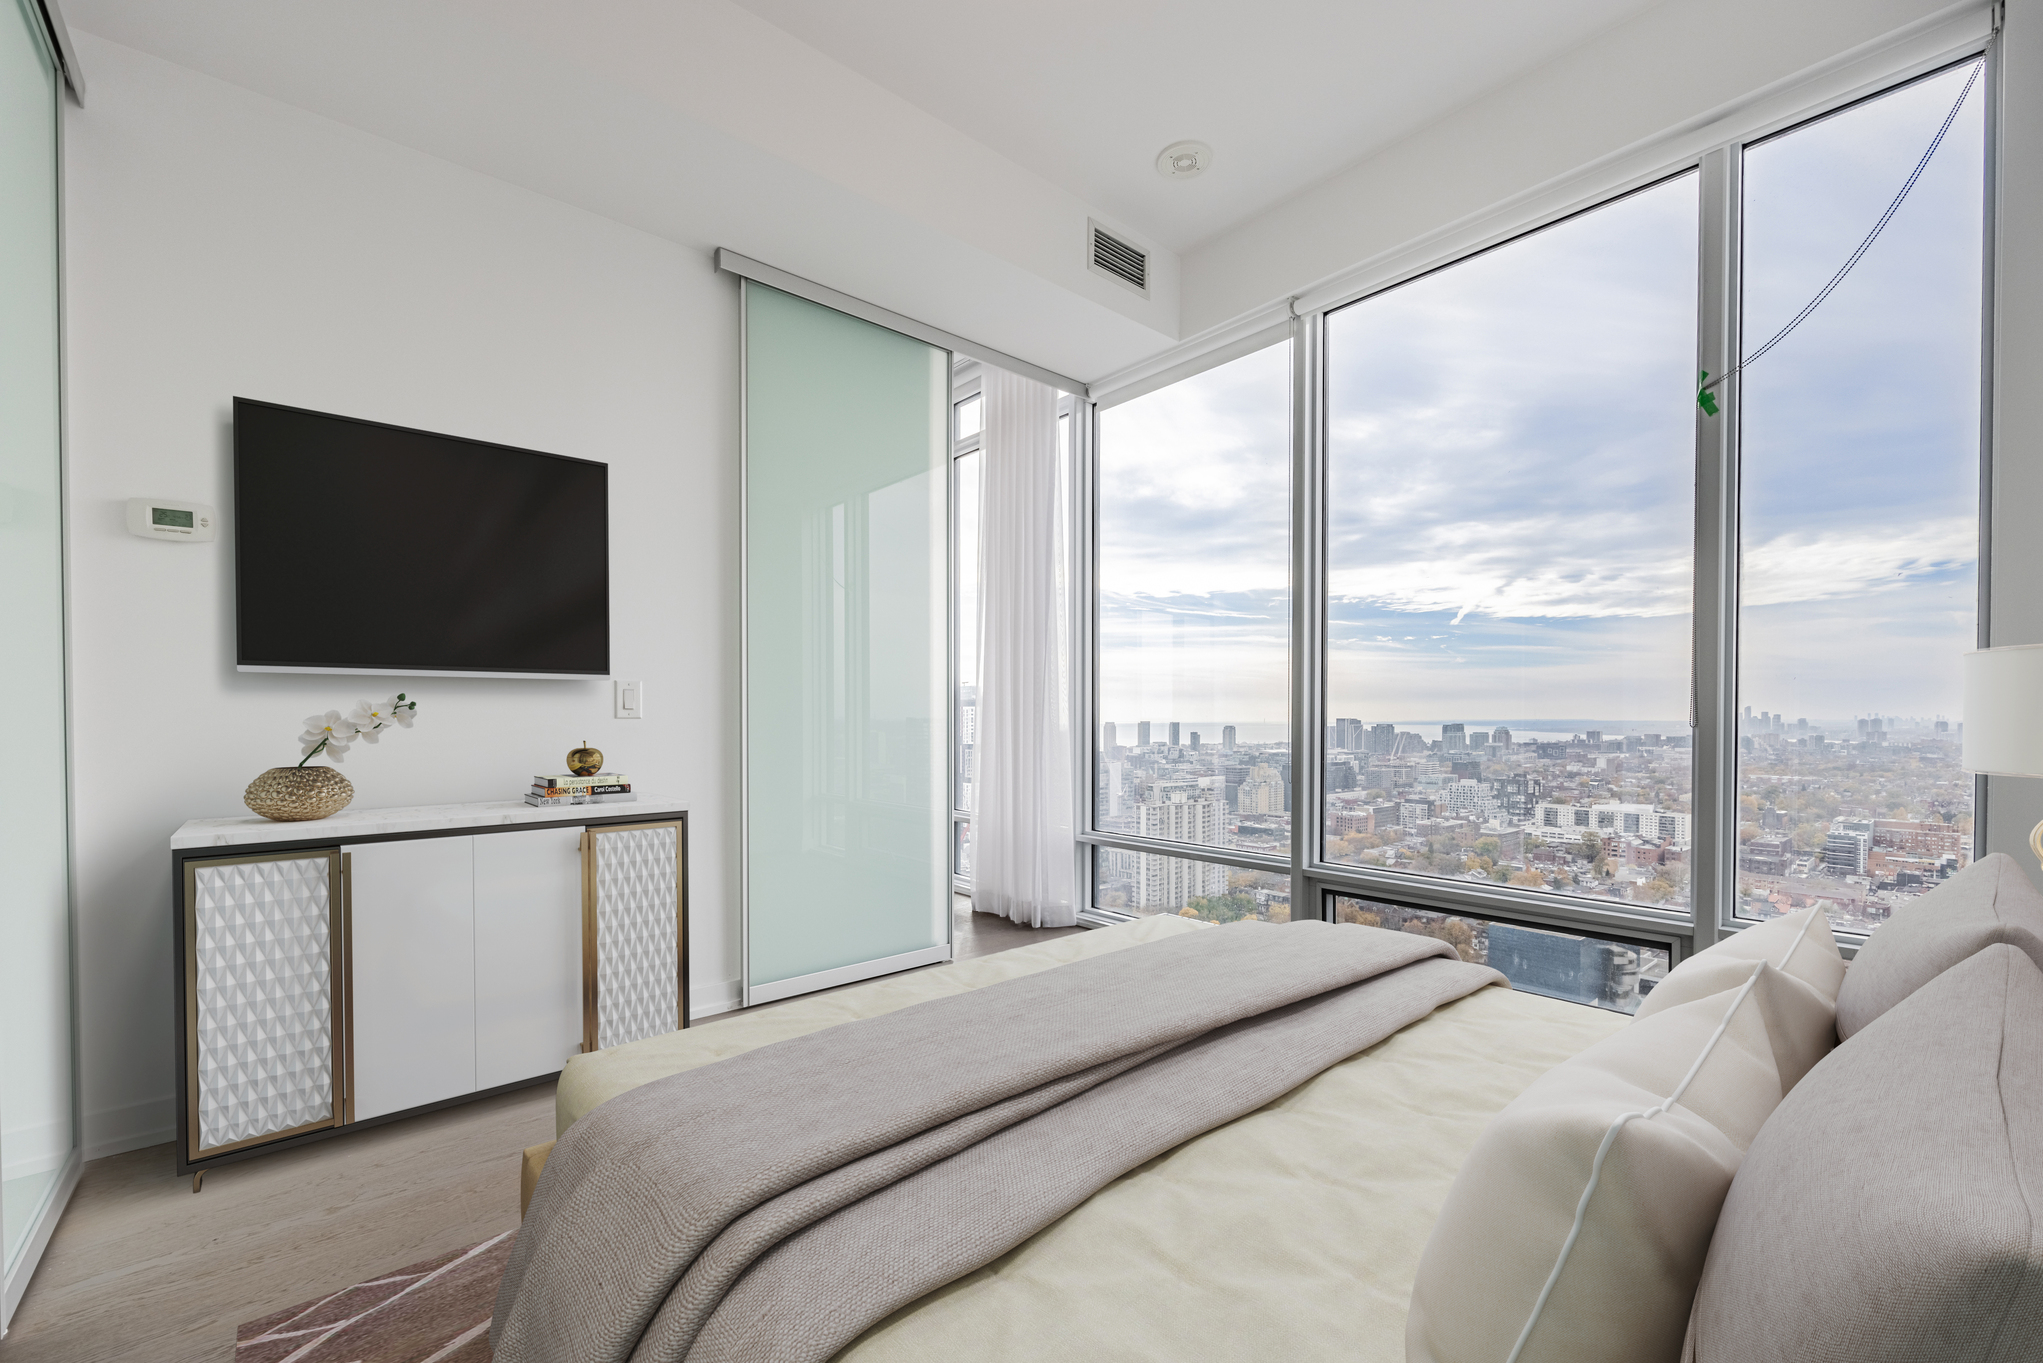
[1155,141,1212,180]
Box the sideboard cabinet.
[172,800,687,1179]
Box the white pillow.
[1634,906,1844,1019]
[1406,962,1832,1363]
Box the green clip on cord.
[1697,372,1719,416]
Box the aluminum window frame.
[1304,166,1708,950]
[951,363,983,891]
[1074,33,1997,963]
[1719,49,1998,952]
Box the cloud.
[1740,517,1976,607]
[1086,69,1985,725]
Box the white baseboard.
[689,978,742,1020]
[83,1095,175,1162]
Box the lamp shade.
[1963,644,2043,777]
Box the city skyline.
[1079,62,1984,938]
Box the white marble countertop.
[172,797,686,850]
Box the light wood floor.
[0,900,1078,1363]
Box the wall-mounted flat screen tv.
[234,398,609,678]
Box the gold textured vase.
[244,766,355,821]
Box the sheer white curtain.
[973,367,1077,927]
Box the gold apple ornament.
[567,742,603,777]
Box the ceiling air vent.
[1088,220,1148,297]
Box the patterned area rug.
[235,1231,511,1363]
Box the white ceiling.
[58,0,1674,378]
[728,0,1662,252]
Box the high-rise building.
[1222,725,1236,751]
[1487,924,1639,1009]
[1583,730,1602,746]
[1137,721,1151,747]
[1491,726,1513,747]
[1495,773,1542,820]
[1238,765,1286,815]
[1168,721,1181,746]
[1102,721,1117,751]
[1444,779,1497,819]
[1825,829,1871,874]
[1442,722,1466,750]
[1102,760,1126,818]
[1366,722,1397,754]
[1135,795,1226,908]
[1189,731,1201,751]
[1334,717,1363,750]
[1135,848,1227,909]
[1390,730,1429,757]
[1469,731,1490,747]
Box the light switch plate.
[614,678,643,719]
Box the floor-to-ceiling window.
[1323,172,1699,915]
[1733,61,1985,934]
[1090,341,1293,922]
[1078,51,1989,967]
[952,375,982,883]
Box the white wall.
[63,34,741,1158]
[62,0,1181,385]
[1987,0,2043,877]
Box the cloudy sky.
[1094,59,1983,741]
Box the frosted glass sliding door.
[1,0,74,1325]
[743,283,950,1004]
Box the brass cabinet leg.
[192,1170,204,1193]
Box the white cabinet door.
[345,836,475,1121]
[474,825,584,1088]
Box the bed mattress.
[553,915,1625,1361]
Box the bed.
[527,915,1625,1361]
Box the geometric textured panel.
[593,826,679,1050]
[192,855,335,1152]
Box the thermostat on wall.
[126,497,217,542]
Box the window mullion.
[1292,305,1327,921]
[1691,144,1742,954]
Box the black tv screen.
[234,398,609,677]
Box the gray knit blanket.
[491,918,1502,1363]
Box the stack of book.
[526,773,634,807]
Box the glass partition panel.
[1735,61,1985,934]
[1094,343,1291,858]
[1093,848,1291,923]
[1331,896,1668,1013]
[1,0,71,1285]
[1323,174,1699,915]
[744,283,949,997]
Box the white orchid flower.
[349,698,398,731]
[305,710,358,742]
[291,697,415,767]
